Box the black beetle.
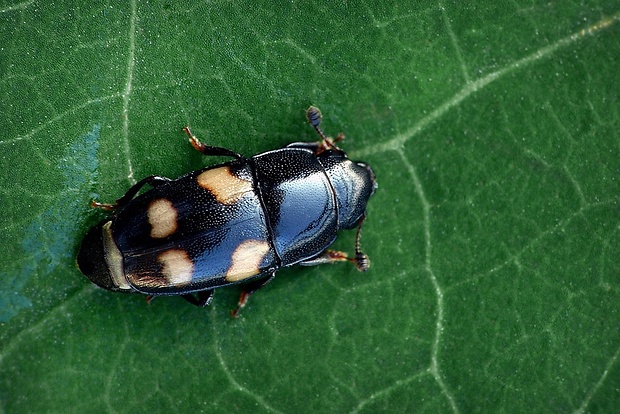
[77,106,376,315]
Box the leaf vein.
[356,12,620,158]
[440,2,470,84]
[0,94,120,146]
[398,150,460,414]
[0,0,34,14]
[573,343,620,414]
[213,327,284,414]
[122,0,138,184]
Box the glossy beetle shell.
[77,107,376,310]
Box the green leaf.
[1,1,619,413]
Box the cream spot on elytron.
[148,198,178,239]
[158,249,194,286]
[197,166,253,205]
[225,240,271,282]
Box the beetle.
[77,106,376,315]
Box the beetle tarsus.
[91,175,171,211]
[231,273,276,318]
[183,126,244,159]
[231,291,249,318]
[182,290,214,307]
[334,133,345,144]
[90,200,117,211]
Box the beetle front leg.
[298,249,369,271]
[298,213,370,271]
[91,175,171,210]
[298,250,352,266]
[231,272,276,318]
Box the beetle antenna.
[306,106,328,142]
[353,213,370,271]
[306,106,342,153]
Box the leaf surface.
[1,2,619,413]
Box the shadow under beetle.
[77,106,377,316]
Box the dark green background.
[1,1,619,413]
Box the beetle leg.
[298,213,370,271]
[231,272,276,318]
[181,290,214,307]
[183,127,244,159]
[91,175,171,210]
[298,249,368,270]
[298,250,352,266]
